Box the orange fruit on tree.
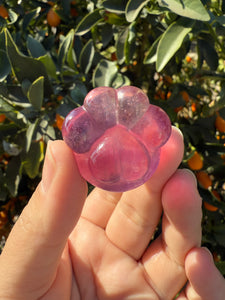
[0,6,9,19]
[0,114,6,123]
[0,210,7,222]
[47,8,61,27]
[55,113,64,130]
[47,1,54,6]
[164,75,173,84]
[174,106,183,113]
[212,190,221,201]
[187,151,203,170]
[186,55,192,63]
[191,102,197,112]
[57,95,64,102]
[111,52,117,61]
[203,191,221,212]
[221,153,225,161]
[180,90,190,102]
[215,113,225,133]
[212,252,221,262]
[0,210,8,228]
[155,90,166,100]
[196,171,212,189]
[166,91,172,99]
[204,201,218,212]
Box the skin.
[0,127,224,300]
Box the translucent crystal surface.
[62,86,171,192]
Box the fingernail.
[41,141,56,193]
[183,168,198,186]
[173,126,184,140]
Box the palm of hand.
[70,216,156,299]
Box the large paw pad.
[62,86,171,192]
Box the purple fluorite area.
[62,86,171,192]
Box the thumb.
[0,140,87,298]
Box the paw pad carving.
[62,86,171,192]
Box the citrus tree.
[0,0,225,275]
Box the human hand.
[0,127,224,300]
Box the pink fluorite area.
[62,86,171,192]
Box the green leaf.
[8,9,19,25]
[27,76,44,111]
[0,123,18,139]
[0,95,27,127]
[92,59,130,88]
[157,0,210,21]
[204,142,225,152]
[144,36,161,64]
[22,7,41,31]
[70,87,86,106]
[198,39,218,71]
[105,12,127,25]
[27,35,46,58]
[26,120,39,153]
[92,59,118,87]
[100,23,114,48]
[111,72,131,88]
[44,125,56,143]
[215,15,225,26]
[67,44,77,70]
[38,54,57,80]
[0,50,11,82]
[61,0,71,14]
[156,19,195,72]
[0,16,7,27]
[124,22,136,64]
[58,29,76,70]
[79,39,95,74]
[125,0,150,22]
[69,82,87,105]
[22,79,32,101]
[103,0,127,13]
[5,156,21,197]
[0,30,6,52]
[75,9,104,36]
[4,28,53,97]
[3,140,22,156]
[116,27,129,64]
[22,141,44,179]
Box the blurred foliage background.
[0,0,225,275]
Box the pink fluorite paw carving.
[62,86,171,192]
